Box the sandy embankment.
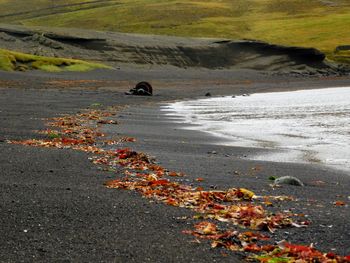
[0,23,347,76]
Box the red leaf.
[166,198,178,206]
[334,200,346,206]
[244,243,261,252]
[149,180,170,186]
[194,221,217,235]
[326,252,336,259]
[104,180,121,188]
[168,171,179,177]
[212,203,226,210]
[261,245,276,252]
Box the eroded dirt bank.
[1,24,348,75]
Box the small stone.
[37,248,47,253]
[274,176,304,186]
[205,92,211,97]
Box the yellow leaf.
[239,188,256,200]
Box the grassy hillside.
[1,0,350,62]
[0,48,111,72]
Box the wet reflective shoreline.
[164,87,350,172]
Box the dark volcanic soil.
[0,69,349,262]
[1,23,348,75]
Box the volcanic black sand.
[0,68,350,262]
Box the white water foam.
[163,87,350,172]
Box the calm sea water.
[163,87,350,172]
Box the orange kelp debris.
[105,154,296,232]
[9,106,123,152]
[183,221,272,252]
[8,104,349,262]
[254,242,350,262]
[184,222,350,262]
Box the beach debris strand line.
[7,105,350,263]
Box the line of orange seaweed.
[8,105,350,263]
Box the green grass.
[1,0,350,63]
[0,48,111,72]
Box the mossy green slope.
[0,48,111,72]
[1,0,350,62]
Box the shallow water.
[163,87,350,172]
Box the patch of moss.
[65,63,105,72]
[327,49,350,64]
[37,64,62,72]
[0,52,15,71]
[0,48,112,72]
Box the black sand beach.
[1,68,350,262]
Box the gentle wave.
[163,87,350,172]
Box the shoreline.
[0,69,349,261]
[162,86,350,173]
[111,99,350,254]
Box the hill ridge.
[0,0,119,21]
[1,23,347,75]
[0,0,349,63]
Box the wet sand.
[166,87,350,172]
[0,68,349,261]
